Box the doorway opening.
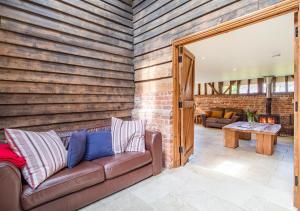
[172,1,300,208]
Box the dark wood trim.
[223,83,232,94]
[208,82,219,95]
[1,18,133,57]
[273,76,277,93]
[237,80,241,94]
[285,75,289,92]
[258,78,264,94]
[218,82,223,94]
[247,79,251,94]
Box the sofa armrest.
[0,162,22,211]
[145,130,162,175]
[201,114,207,127]
[230,115,240,123]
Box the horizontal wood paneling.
[133,0,172,23]
[133,0,155,15]
[0,18,133,56]
[134,0,211,38]
[0,43,132,72]
[0,94,134,105]
[133,0,188,30]
[0,30,132,65]
[0,57,133,81]
[0,3,132,49]
[135,63,172,82]
[0,81,134,95]
[0,69,134,87]
[0,110,132,130]
[0,103,134,117]
[60,0,132,28]
[0,0,134,135]
[82,0,132,20]
[134,46,172,69]
[99,0,132,16]
[133,0,271,57]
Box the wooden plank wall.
[0,0,134,139]
[132,0,281,167]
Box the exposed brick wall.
[132,90,173,168]
[195,94,294,135]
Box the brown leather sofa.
[201,108,246,128]
[0,130,162,211]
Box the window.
[262,83,266,93]
[249,79,258,93]
[231,81,238,94]
[199,75,294,95]
[222,81,230,94]
[288,76,294,92]
[207,83,212,95]
[275,76,286,93]
[239,80,248,94]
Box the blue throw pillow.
[67,130,87,168]
[84,131,113,161]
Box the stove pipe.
[264,76,273,114]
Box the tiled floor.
[81,125,296,211]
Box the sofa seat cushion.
[206,117,219,123]
[92,151,152,179]
[217,118,232,124]
[22,161,104,210]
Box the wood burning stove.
[256,76,280,124]
[257,114,280,124]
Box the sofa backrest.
[57,126,111,148]
[224,108,244,116]
[211,107,225,112]
[0,126,112,148]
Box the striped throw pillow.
[111,117,146,153]
[5,129,67,189]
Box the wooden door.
[178,46,195,165]
[294,11,300,208]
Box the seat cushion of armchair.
[92,151,152,179]
[22,161,105,210]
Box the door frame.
[172,0,300,206]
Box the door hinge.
[296,101,298,112]
[178,101,183,108]
[296,26,298,38]
[296,176,298,186]
[179,146,184,153]
[178,55,183,63]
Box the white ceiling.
[185,13,294,84]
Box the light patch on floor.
[81,125,296,211]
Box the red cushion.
[0,144,26,168]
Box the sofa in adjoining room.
[201,107,246,128]
[0,127,162,211]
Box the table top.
[223,121,281,135]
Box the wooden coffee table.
[223,121,281,155]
